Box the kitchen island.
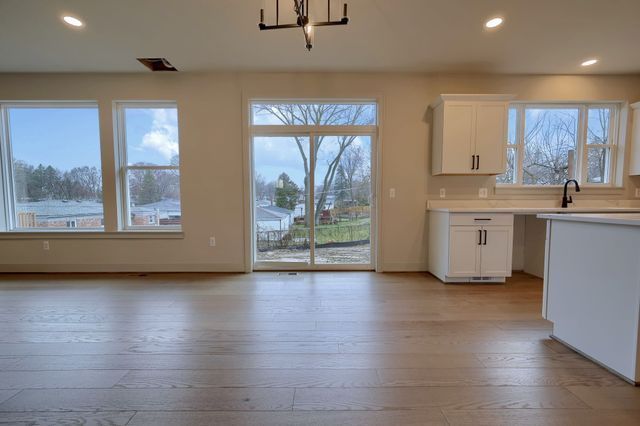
[538,213,640,384]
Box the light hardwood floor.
[0,271,639,425]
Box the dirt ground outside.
[257,244,371,264]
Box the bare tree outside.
[253,103,375,225]
[586,107,611,183]
[497,105,614,186]
[522,108,579,185]
[252,103,376,265]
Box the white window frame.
[248,99,379,271]
[498,101,622,188]
[0,101,104,232]
[114,101,181,231]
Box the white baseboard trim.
[380,262,428,272]
[0,263,246,273]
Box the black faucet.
[562,179,581,208]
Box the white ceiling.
[1,0,639,74]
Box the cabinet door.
[629,107,640,175]
[442,104,475,173]
[474,103,507,174]
[448,226,482,277]
[480,225,513,277]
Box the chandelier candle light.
[259,0,349,51]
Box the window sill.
[495,185,626,196]
[0,231,184,240]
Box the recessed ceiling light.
[484,17,504,29]
[581,58,599,67]
[62,15,84,28]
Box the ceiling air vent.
[136,58,178,72]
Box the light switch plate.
[636,188,640,198]
[439,188,446,198]
[389,188,396,199]
[479,188,488,198]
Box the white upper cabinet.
[629,102,640,176]
[431,94,514,175]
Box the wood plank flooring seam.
[562,385,597,409]
[439,407,453,426]
[0,389,23,406]
[123,411,136,426]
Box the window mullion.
[115,104,128,230]
[576,105,587,184]
[517,105,525,185]
[0,105,10,231]
[126,165,179,171]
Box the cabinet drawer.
[449,213,513,227]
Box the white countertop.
[537,212,640,226]
[429,206,640,213]
[426,199,640,214]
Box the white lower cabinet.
[449,226,482,276]
[429,212,514,283]
[480,226,513,277]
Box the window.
[252,102,377,126]
[0,103,103,231]
[115,102,181,229]
[497,103,620,186]
[250,101,377,268]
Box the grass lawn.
[292,218,370,245]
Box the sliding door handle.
[471,155,476,170]
[476,155,480,170]
[483,229,487,245]
[478,229,482,245]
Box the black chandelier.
[259,0,349,51]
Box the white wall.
[0,72,639,272]
[512,215,526,271]
[524,216,548,278]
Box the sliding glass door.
[250,101,377,270]
[253,136,311,265]
[313,135,372,265]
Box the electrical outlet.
[389,188,396,199]
[209,237,216,247]
[42,241,49,251]
[479,188,488,198]
[636,188,640,198]
[439,188,446,198]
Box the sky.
[253,135,371,186]
[9,107,102,170]
[8,106,179,170]
[125,107,179,165]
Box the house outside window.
[114,102,181,230]
[0,103,103,231]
